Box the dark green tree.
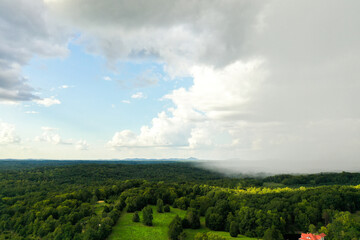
[181,217,190,229]
[263,226,284,240]
[186,208,200,229]
[205,212,223,231]
[308,224,316,234]
[168,215,183,240]
[229,221,239,237]
[326,211,360,240]
[142,206,153,226]
[164,204,171,212]
[225,212,235,232]
[132,212,140,222]
[157,199,164,213]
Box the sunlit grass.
[108,206,256,240]
[94,200,107,216]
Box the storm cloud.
[2,0,360,169]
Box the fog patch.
[194,158,360,176]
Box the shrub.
[132,212,140,222]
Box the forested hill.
[0,162,226,184]
[0,161,359,239]
[0,159,184,171]
[262,171,360,187]
[1,160,360,187]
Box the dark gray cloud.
[0,0,69,102]
[47,0,264,72]
[0,63,39,101]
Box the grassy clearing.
[183,217,255,240]
[107,206,256,240]
[94,201,107,216]
[108,206,185,240]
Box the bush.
[181,218,190,229]
[164,205,170,212]
[157,199,164,213]
[194,232,227,240]
[132,212,140,222]
[229,221,239,237]
[142,206,153,226]
[186,208,200,229]
[168,215,183,240]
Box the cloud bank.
[98,0,360,165]
[0,121,20,144]
[2,0,360,168]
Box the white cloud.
[165,60,266,121]
[34,96,61,107]
[131,92,146,99]
[103,76,112,81]
[59,85,71,89]
[110,60,266,149]
[35,127,70,145]
[109,111,192,148]
[0,100,20,106]
[188,127,212,149]
[35,127,91,152]
[25,111,39,114]
[108,130,138,148]
[109,109,202,148]
[0,121,20,144]
[122,100,130,104]
[76,140,89,150]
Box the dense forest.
[0,160,359,239]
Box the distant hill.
[0,158,199,171]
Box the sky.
[0,0,360,170]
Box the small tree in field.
[229,221,239,237]
[157,199,164,213]
[132,212,140,222]
[164,204,170,212]
[168,215,183,240]
[142,206,153,226]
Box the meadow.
[107,206,256,240]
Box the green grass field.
[107,205,256,240]
[94,201,107,216]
